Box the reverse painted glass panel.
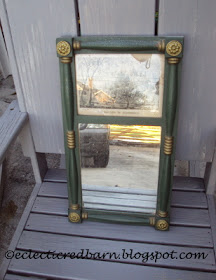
[75,54,165,117]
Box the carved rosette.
[69,212,80,223]
[56,41,71,56]
[156,219,169,231]
[166,40,182,56]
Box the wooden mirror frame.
[56,36,184,230]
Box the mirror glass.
[79,124,161,214]
[75,54,165,117]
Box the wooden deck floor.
[1,169,216,279]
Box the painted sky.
[75,53,164,98]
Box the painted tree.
[109,74,145,109]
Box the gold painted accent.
[157,210,168,217]
[73,40,81,50]
[70,204,79,210]
[156,219,169,231]
[166,40,182,56]
[69,212,80,223]
[149,217,155,226]
[157,39,165,52]
[167,57,180,64]
[67,131,75,149]
[61,57,72,64]
[56,41,71,56]
[82,212,88,219]
[164,136,173,155]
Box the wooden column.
[57,39,81,223]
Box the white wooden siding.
[78,0,155,35]
[0,0,78,153]
[159,0,216,161]
[0,27,11,78]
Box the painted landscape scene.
[75,53,164,117]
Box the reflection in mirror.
[75,54,164,117]
[79,124,161,214]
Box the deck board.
[0,184,42,279]
[32,196,211,227]
[7,256,216,280]
[2,170,216,279]
[25,213,213,248]
[17,230,215,271]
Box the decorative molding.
[156,219,169,231]
[69,212,80,223]
[60,57,72,64]
[167,57,180,64]
[73,40,81,50]
[166,40,182,56]
[56,41,71,56]
[70,204,79,210]
[149,216,155,226]
[157,210,168,217]
[82,212,88,219]
[67,131,75,149]
[164,136,173,155]
[157,39,165,52]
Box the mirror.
[57,35,184,229]
[75,54,165,117]
[79,123,161,214]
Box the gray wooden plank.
[32,196,211,227]
[3,0,78,153]
[16,230,215,271]
[44,169,205,191]
[159,0,216,161]
[171,190,207,209]
[25,213,213,248]
[7,251,216,279]
[78,0,155,36]
[0,100,28,164]
[207,195,216,263]
[0,183,42,280]
[44,169,67,182]
[39,181,207,209]
[173,176,205,192]
[170,208,210,228]
[5,275,44,280]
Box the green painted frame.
[56,36,184,230]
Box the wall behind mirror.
[79,124,161,214]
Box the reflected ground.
[79,125,161,213]
[81,125,161,190]
[82,145,160,190]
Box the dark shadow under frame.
[56,36,184,231]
